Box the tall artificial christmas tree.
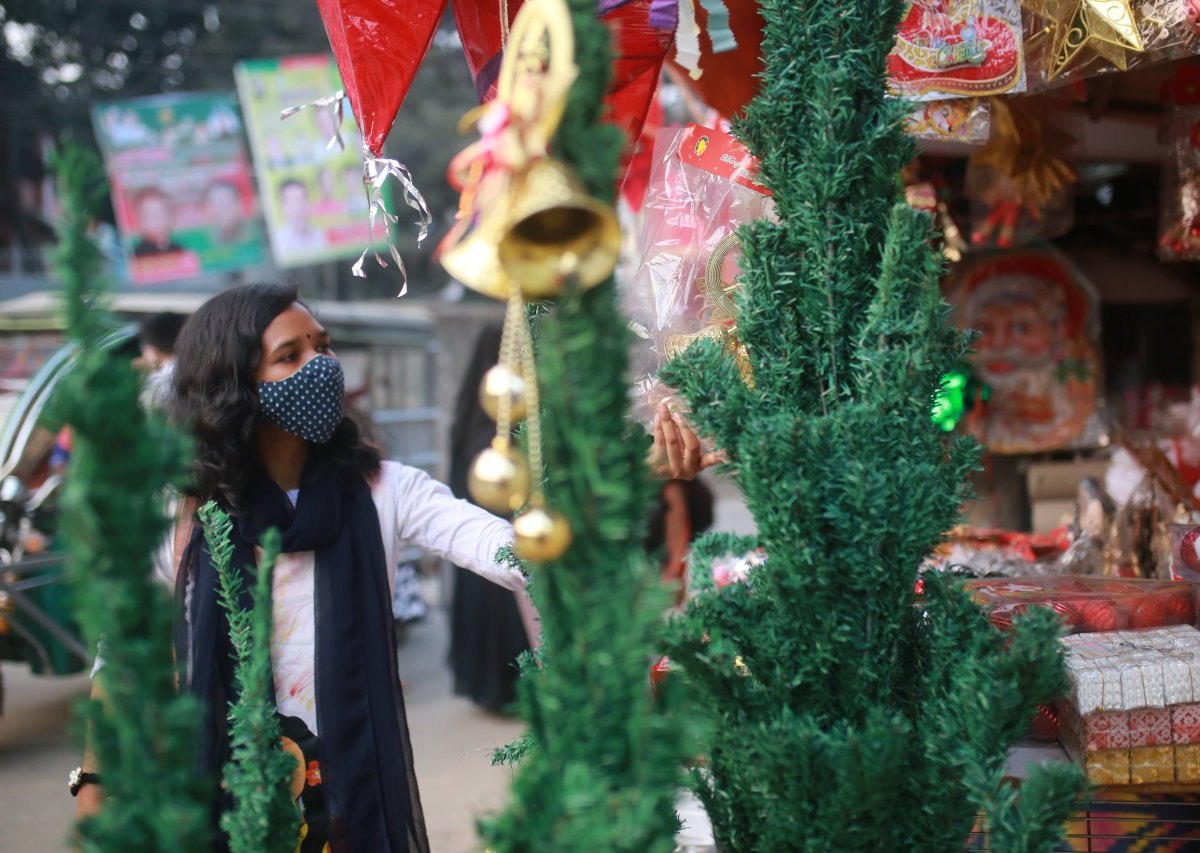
[659,0,1085,850]
[51,146,211,850]
[478,0,694,849]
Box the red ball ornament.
[1074,599,1125,633]
[1128,595,1171,630]
[1162,588,1198,627]
[1182,528,1200,573]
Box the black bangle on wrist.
[69,767,101,797]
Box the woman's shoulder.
[372,459,435,495]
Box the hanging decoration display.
[944,248,1101,455]
[445,0,623,563]
[315,0,440,288]
[1159,104,1200,261]
[452,0,673,185]
[887,0,1026,101]
[904,97,992,144]
[966,99,1076,248]
[1023,0,1197,89]
[664,0,764,118]
[622,124,771,430]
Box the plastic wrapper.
[1158,105,1200,261]
[904,98,991,144]
[1024,0,1198,92]
[317,0,445,157]
[965,575,1199,634]
[925,526,1072,577]
[1062,625,1200,714]
[887,0,1026,100]
[624,124,773,430]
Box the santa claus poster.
[945,248,1100,455]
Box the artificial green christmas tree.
[658,1,1086,850]
[199,504,299,853]
[51,145,211,850]
[478,1,694,849]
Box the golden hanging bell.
[497,157,621,299]
[468,438,531,514]
[513,505,573,562]
[479,363,527,423]
[439,215,512,301]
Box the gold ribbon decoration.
[665,232,754,386]
[969,99,1076,213]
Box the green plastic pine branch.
[51,144,211,851]
[479,1,696,849]
[657,0,1085,849]
[199,503,299,853]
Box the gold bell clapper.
[480,363,527,423]
[497,158,621,298]
[468,436,531,514]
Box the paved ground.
[0,600,524,852]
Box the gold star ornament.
[1044,0,1145,80]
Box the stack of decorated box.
[1059,625,1200,786]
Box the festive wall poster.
[944,249,1100,455]
[92,93,265,285]
[1159,105,1200,261]
[235,55,382,269]
[888,0,1025,101]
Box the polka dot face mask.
[257,354,345,444]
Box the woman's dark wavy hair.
[171,283,381,512]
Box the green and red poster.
[92,92,266,285]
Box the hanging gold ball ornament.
[513,506,573,562]
[468,439,531,514]
[479,364,527,423]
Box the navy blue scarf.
[176,457,427,852]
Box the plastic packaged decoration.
[904,98,992,145]
[887,0,1026,101]
[1023,0,1199,92]
[623,124,773,431]
[1159,105,1200,261]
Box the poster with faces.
[92,93,266,285]
[235,55,383,269]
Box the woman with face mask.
[73,283,714,851]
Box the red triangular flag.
[317,0,449,157]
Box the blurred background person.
[448,325,530,714]
[139,311,186,410]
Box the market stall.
[611,2,1200,849]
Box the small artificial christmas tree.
[658,1,1085,850]
[479,0,694,849]
[199,504,299,853]
[51,145,211,850]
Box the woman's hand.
[74,778,104,822]
[648,402,723,480]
